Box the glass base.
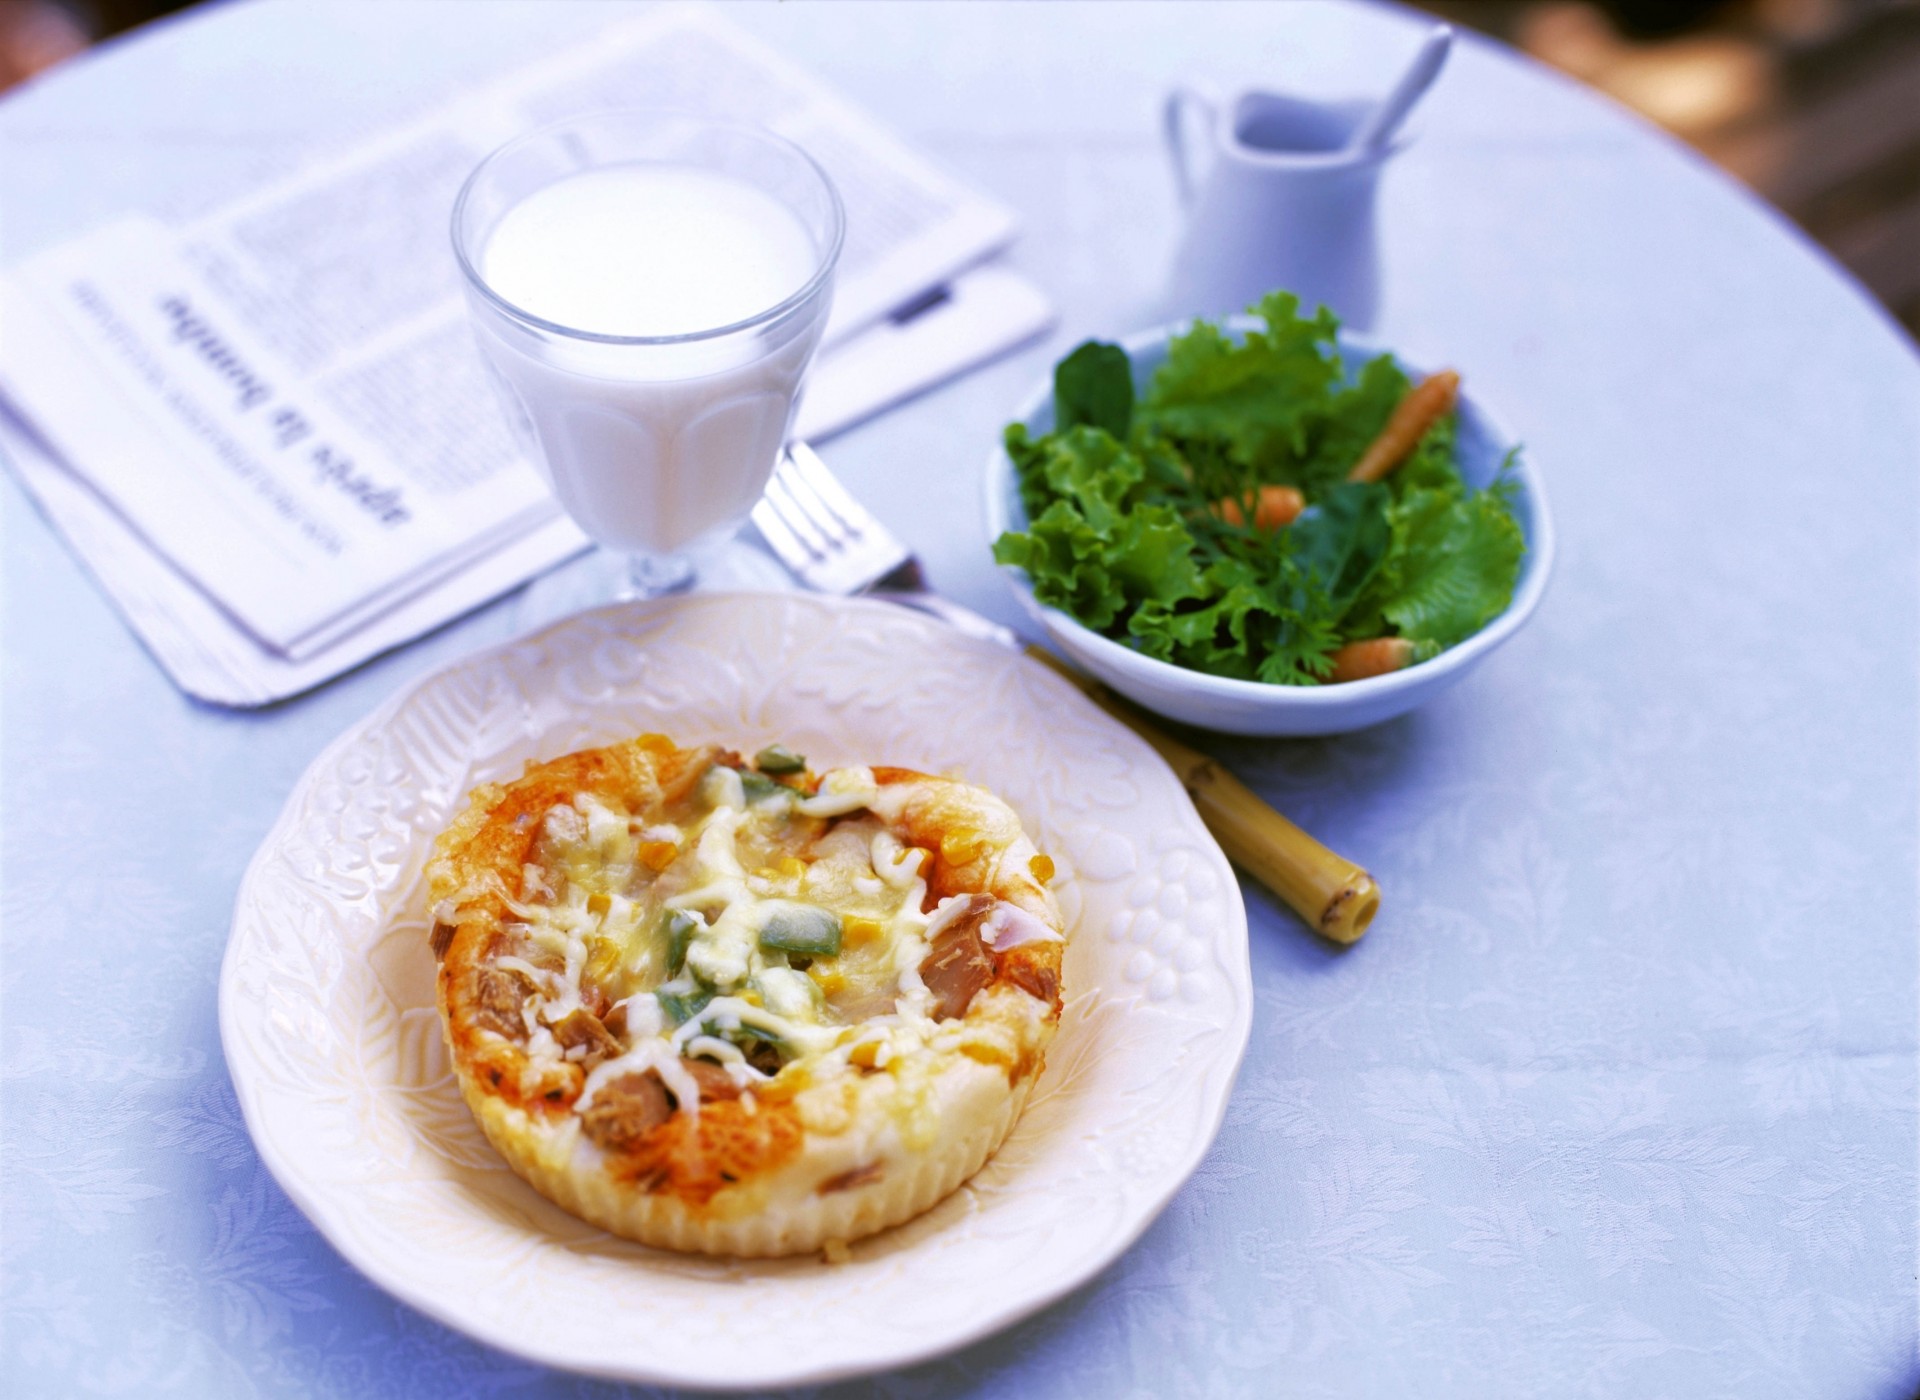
[620,549,696,600]
[509,528,796,636]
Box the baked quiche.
[425,734,1066,1257]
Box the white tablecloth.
[2,2,1914,1395]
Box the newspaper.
[0,4,1051,702]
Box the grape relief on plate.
[220,592,1252,1388]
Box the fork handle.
[1023,647,1381,944]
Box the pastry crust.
[426,735,1065,1257]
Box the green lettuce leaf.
[1106,504,1207,605]
[1352,482,1525,648]
[1053,340,1134,438]
[1294,353,1411,495]
[1006,423,1144,531]
[1285,481,1392,619]
[992,450,1205,633]
[996,293,1528,686]
[993,499,1125,630]
[1129,556,1338,686]
[1137,291,1342,472]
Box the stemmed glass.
[452,110,844,597]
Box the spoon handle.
[1352,24,1453,154]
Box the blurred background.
[2,0,1915,339]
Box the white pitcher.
[1161,88,1394,330]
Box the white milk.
[471,165,826,555]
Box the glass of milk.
[452,111,843,596]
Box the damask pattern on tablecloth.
[4,471,1914,1396]
[4,0,1919,1393]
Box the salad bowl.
[984,322,1555,737]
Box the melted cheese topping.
[432,738,1069,1257]
[496,763,990,1116]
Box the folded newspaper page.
[0,3,1050,700]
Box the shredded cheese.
[492,762,1021,1130]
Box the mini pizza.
[425,734,1066,1258]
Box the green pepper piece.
[725,1021,785,1051]
[662,908,700,977]
[739,769,786,802]
[757,905,842,957]
[722,1020,789,1069]
[655,986,713,1027]
[753,744,806,774]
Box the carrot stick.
[1214,484,1304,530]
[1347,370,1461,484]
[1328,637,1418,683]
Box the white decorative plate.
[220,593,1251,1390]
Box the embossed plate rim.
[219,592,1252,1389]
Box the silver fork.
[752,442,1013,648]
[751,442,1383,944]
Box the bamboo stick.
[1024,648,1381,944]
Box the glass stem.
[621,550,696,600]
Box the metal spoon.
[1349,24,1454,155]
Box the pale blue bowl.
[985,324,1555,737]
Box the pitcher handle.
[1162,86,1216,208]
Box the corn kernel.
[843,916,886,947]
[637,840,677,872]
[940,829,985,864]
[778,856,807,881]
[585,941,623,984]
[1030,853,1056,884]
[586,891,611,917]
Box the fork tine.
[751,484,821,567]
[782,443,865,532]
[754,445,913,594]
[761,470,833,558]
[767,465,845,550]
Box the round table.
[3,3,1914,1395]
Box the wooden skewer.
[1023,648,1381,944]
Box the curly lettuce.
[992,294,1525,687]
